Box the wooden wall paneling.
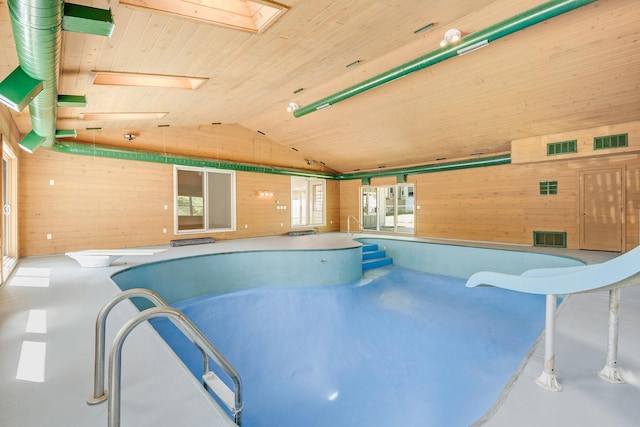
[512,121,640,164]
[19,148,340,256]
[339,180,361,232]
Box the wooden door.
[579,168,624,252]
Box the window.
[594,133,628,150]
[362,184,414,234]
[174,166,235,233]
[539,181,558,195]
[291,177,325,227]
[547,140,577,156]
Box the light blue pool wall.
[112,236,585,309]
[356,237,584,278]
[112,248,362,308]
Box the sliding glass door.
[361,184,414,234]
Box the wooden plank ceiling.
[2,0,639,174]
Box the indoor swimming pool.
[150,265,548,427]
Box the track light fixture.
[440,28,462,47]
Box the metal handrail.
[347,215,363,238]
[88,288,243,426]
[108,307,243,427]
[88,288,168,405]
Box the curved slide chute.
[465,246,640,391]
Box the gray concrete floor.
[0,234,638,427]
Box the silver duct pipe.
[8,0,63,150]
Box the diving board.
[66,249,167,267]
[466,245,640,391]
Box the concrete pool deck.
[0,233,638,426]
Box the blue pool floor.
[152,265,548,427]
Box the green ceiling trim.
[62,3,115,38]
[49,141,510,181]
[0,66,44,112]
[49,141,337,179]
[335,154,511,181]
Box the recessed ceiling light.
[92,71,207,90]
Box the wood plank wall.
[19,149,340,256]
[340,121,640,251]
[14,117,640,256]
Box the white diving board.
[466,245,640,391]
[66,249,167,267]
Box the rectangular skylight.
[80,112,169,121]
[92,71,208,90]
[119,0,287,33]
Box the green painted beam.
[62,3,115,38]
[0,66,43,112]
[19,130,46,153]
[57,94,87,108]
[294,0,596,118]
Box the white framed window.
[291,177,325,227]
[174,166,236,233]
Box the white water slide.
[466,245,640,391]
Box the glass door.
[362,187,377,230]
[2,140,17,284]
[361,184,414,234]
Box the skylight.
[119,0,288,33]
[92,71,208,90]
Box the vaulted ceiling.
[1,0,639,174]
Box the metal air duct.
[294,0,597,118]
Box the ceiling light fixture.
[440,28,462,47]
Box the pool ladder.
[87,288,243,427]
